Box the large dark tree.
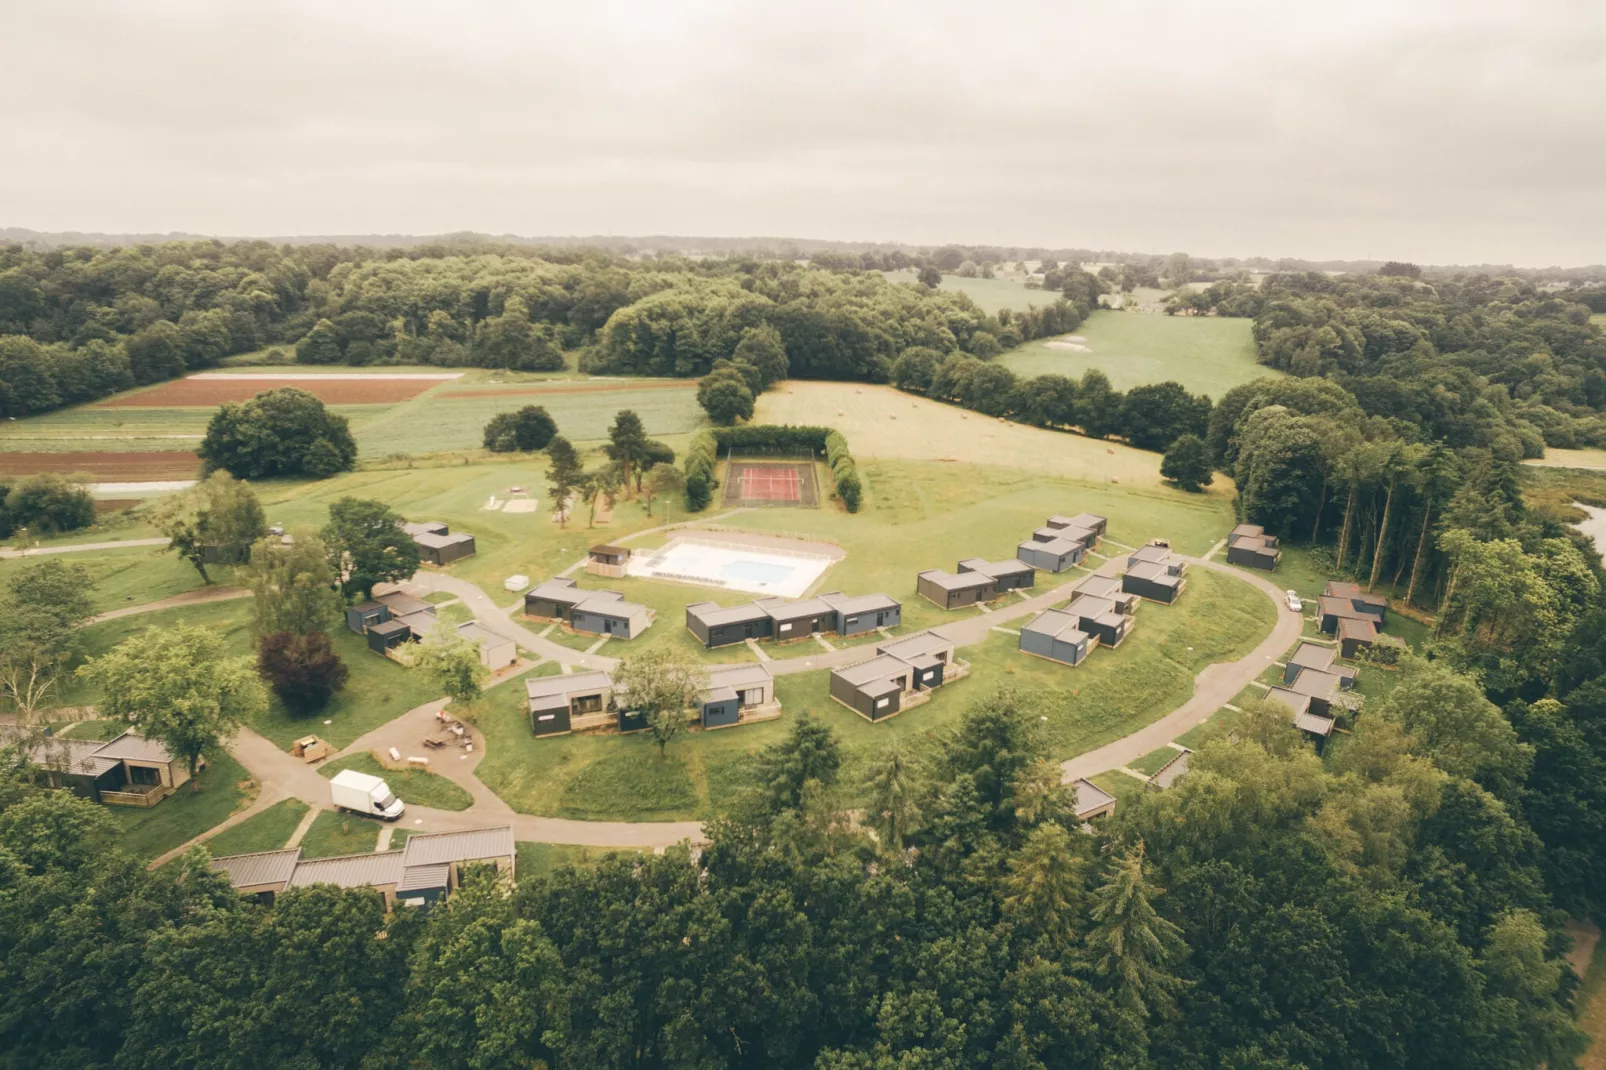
[197,387,357,480]
[482,404,557,452]
[257,630,349,713]
[320,496,420,600]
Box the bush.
[3,474,96,536]
[483,406,558,452]
[257,630,349,714]
[198,388,357,480]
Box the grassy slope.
[63,598,441,751]
[882,270,1058,316]
[997,309,1275,396]
[111,750,257,860]
[318,752,473,811]
[515,841,642,880]
[203,798,310,856]
[299,809,381,858]
[475,566,1274,822]
[0,546,212,614]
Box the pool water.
[720,559,797,584]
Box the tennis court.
[723,459,820,508]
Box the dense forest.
[2,680,1597,1069]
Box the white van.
[329,769,405,821]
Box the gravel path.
[0,536,170,559]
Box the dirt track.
[0,450,200,480]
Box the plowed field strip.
[0,451,200,480]
[437,380,695,399]
[96,379,436,406]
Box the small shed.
[686,600,774,648]
[1067,595,1132,648]
[457,621,516,671]
[525,577,587,621]
[957,557,1036,592]
[1071,778,1117,821]
[569,591,653,639]
[916,569,996,609]
[818,591,902,635]
[1122,560,1186,604]
[415,531,477,566]
[1019,608,1093,666]
[345,600,390,635]
[700,663,777,728]
[587,544,631,579]
[367,618,415,655]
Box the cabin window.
[739,688,765,708]
[779,622,793,632]
[875,697,891,709]
[128,765,161,786]
[536,713,557,722]
[571,694,603,715]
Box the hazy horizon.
[3,0,1601,268]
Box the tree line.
[0,679,1593,1068]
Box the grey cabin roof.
[877,631,952,661]
[757,595,833,621]
[1072,777,1116,818]
[918,569,994,592]
[958,557,1033,578]
[402,826,515,866]
[1230,523,1265,539]
[1265,686,1313,717]
[1051,513,1106,531]
[818,590,900,615]
[1338,616,1378,641]
[1125,560,1181,586]
[1074,575,1125,600]
[527,577,582,601]
[526,670,612,702]
[1021,536,1084,557]
[377,591,434,617]
[1287,667,1343,700]
[1128,544,1175,566]
[456,621,505,647]
[94,730,179,764]
[834,654,912,690]
[1294,711,1337,737]
[1149,749,1192,789]
[1324,580,1385,607]
[402,521,449,537]
[572,591,647,618]
[706,663,774,691]
[414,531,474,550]
[1067,595,1125,628]
[288,851,407,889]
[1288,641,1337,674]
[686,600,771,627]
[396,862,451,893]
[211,849,301,890]
[1021,608,1089,643]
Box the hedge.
[681,424,862,512]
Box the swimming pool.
[720,559,797,585]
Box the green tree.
[241,529,341,637]
[864,740,921,849]
[643,461,684,519]
[731,323,789,388]
[1375,655,1533,798]
[754,712,843,812]
[482,405,558,452]
[545,435,584,528]
[611,650,705,757]
[124,319,185,383]
[697,368,754,425]
[321,497,421,601]
[604,409,651,494]
[81,624,267,787]
[1001,822,1088,947]
[1076,369,1123,439]
[153,470,267,583]
[580,464,621,528]
[3,474,95,536]
[1159,433,1212,492]
[0,559,95,719]
[917,265,942,288]
[197,387,357,480]
[1087,842,1187,1032]
[413,626,490,710]
[295,317,344,364]
[1120,381,1209,452]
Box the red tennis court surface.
[740,467,802,501]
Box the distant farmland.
[997,310,1275,396]
[0,451,199,480]
[882,270,1054,315]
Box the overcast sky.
[3,0,1602,265]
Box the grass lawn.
[352,379,705,457]
[0,546,213,615]
[110,750,257,860]
[1090,770,1149,805]
[1131,746,1183,776]
[475,566,1275,822]
[59,719,129,741]
[995,309,1275,397]
[299,809,381,858]
[882,270,1059,316]
[318,752,473,811]
[1175,707,1237,750]
[63,598,442,751]
[515,841,642,880]
[203,798,310,856]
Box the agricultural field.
[755,382,1229,492]
[882,270,1058,315]
[997,309,1274,396]
[474,566,1275,822]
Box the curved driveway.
[157,550,1300,866]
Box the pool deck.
[627,534,836,598]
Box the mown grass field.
[474,566,1275,822]
[61,597,443,751]
[882,270,1058,316]
[0,545,212,614]
[203,798,310,856]
[997,309,1273,397]
[111,750,256,860]
[299,809,382,858]
[319,752,473,811]
[756,382,1230,492]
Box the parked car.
[1285,590,1303,612]
[329,769,405,821]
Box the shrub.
[483,406,558,452]
[257,630,349,714]
[3,474,96,536]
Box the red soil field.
[97,378,435,407]
[436,380,696,399]
[0,451,200,480]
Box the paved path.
[0,536,170,559]
[87,586,250,624]
[1059,556,1304,783]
